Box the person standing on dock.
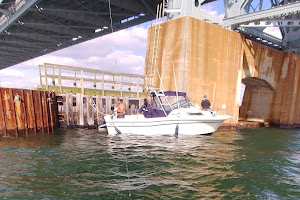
[117,98,125,118]
[201,95,211,111]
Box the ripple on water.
[0,128,299,199]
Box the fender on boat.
[115,126,122,134]
[175,124,179,136]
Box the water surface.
[0,128,299,199]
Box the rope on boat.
[124,149,132,199]
[88,99,107,116]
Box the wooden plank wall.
[0,88,58,137]
[62,93,144,128]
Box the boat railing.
[151,88,173,116]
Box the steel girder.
[240,20,300,27]
[223,1,300,27]
[237,27,282,47]
[222,0,300,52]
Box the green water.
[0,128,299,199]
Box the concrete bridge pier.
[145,16,243,129]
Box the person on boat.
[139,98,152,118]
[117,98,125,118]
[201,95,211,111]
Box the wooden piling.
[139,98,144,111]
[24,90,37,134]
[124,97,129,114]
[66,93,74,127]
[32,90,44,133]
[96,95,103,125]
[86,95,94,128]
[130,104,136,115]
[76,93,84,127]
[47,92,54,133]
[1,88,17,136]
[51,92,59,128]
[106,96,112,114]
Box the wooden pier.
[37,63,150,128]
[58,93,146,128]
[0,88,58,136]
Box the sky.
[0,0,281,89]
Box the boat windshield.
[151,94,195,112]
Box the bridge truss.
[167,0,300,53]
[0,0,162,69]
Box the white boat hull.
[104,113,229,136]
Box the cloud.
[0,75,39,89]
[51,26,148,59]
[201,1,225,19]
[0,25,148,89]
[0,69,24,77]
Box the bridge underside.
[0,0,162,69]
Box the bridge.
[2,0,300,70]
[0,0,164,68]
[1,0,300,129]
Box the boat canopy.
[149,90,195,117]
[163,91,186,97]
[151,91,186,97]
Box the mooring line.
[124,148,132,199]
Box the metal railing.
[38,63,146,97]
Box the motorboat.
[101,88,231,136]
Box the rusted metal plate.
[24,90,36,134]
[41,91,49,133]
[1,88,17,136]
[13,89,27,135]
[0,89,7,136]
[32,90,44,133]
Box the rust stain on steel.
[13,89,27,134]
[1,88,17,136]
[24,90,36,134]
[32,90,44,133]
[41,91,49,133]
[0,89,7,136]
